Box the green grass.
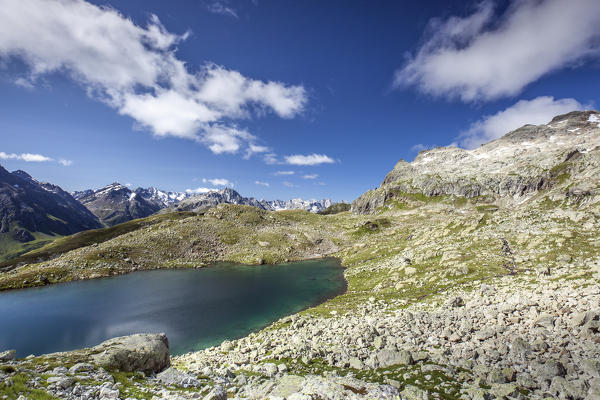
[0,373,59,400]
[0,212,196,271]
[319,203,351,215]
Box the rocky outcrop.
[352,110,600,213]
[89,333,170,374]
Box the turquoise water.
[0,258,345,357]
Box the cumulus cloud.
[395,0,600,102]
[255,180,270,187]
[202,178,233,186]
[0,0,307,155]
[302,174,318,179]
[1,152,54,162]
[456,96,583,148]
[185,187,218,194]
[284,154,335,166]
[274,170,295,176]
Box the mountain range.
[0,168,333,261]
[74,184,332,226]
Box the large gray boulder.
[0,349,16,362]
[90,333,170,374]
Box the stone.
[0,350,16,362]
[99,386,120,399]
[401,384,429,400]
[536,360,566,382]
[487,368,506,384]
[412,351,429,362]
[156,367,200,387]
[582,359,600,378]
[204,385,227,400]
[404,267,417,275]
[47,376,76,389]
[349,357,364,369]
[502,367,516,383]
[263,363,278,377]
[376,349,413,367]
[69,363,95,374]
[449,296,464,307]
[270,375,305,397]
[90,333,170,374]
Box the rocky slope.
[352,110,600,213]
[0,165,102,261]
[1,110,600,399]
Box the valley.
[1,110,600,399]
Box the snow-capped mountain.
[75,184,333,225]
[263,198,333,213]
[168,188,333,214]
[134,187,189,208]
[73,183,162,226]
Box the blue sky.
[1,0,599,202]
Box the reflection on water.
[0,258,345,357]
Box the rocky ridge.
[352,110,600,214]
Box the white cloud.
[0,0,307,155]
[282,181,297,188]
[302,174,318,179]
[58,159,73,166]
[263,153,279,165]
[284,153,335,166]
[0,152,53,162]
[244,143,270,159]
[457,96,583,148]
[206,1,238,18]
[203,178,233,186]
[185,187,218,194]
[274,170,295,176]
[255,180,270,187]
[395,0,600,102]
[200,125,254,154]
[14,77,34,89]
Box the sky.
[0,0,599,202]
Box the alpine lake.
[0,258,346,357]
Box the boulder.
[375,349,414,367]
[90,333,170,374]
[0,350,16,362]
[157,367,201,387]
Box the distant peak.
[12,170,34,180]
[550,110,598,124]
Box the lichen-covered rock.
[90,333,170,374]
